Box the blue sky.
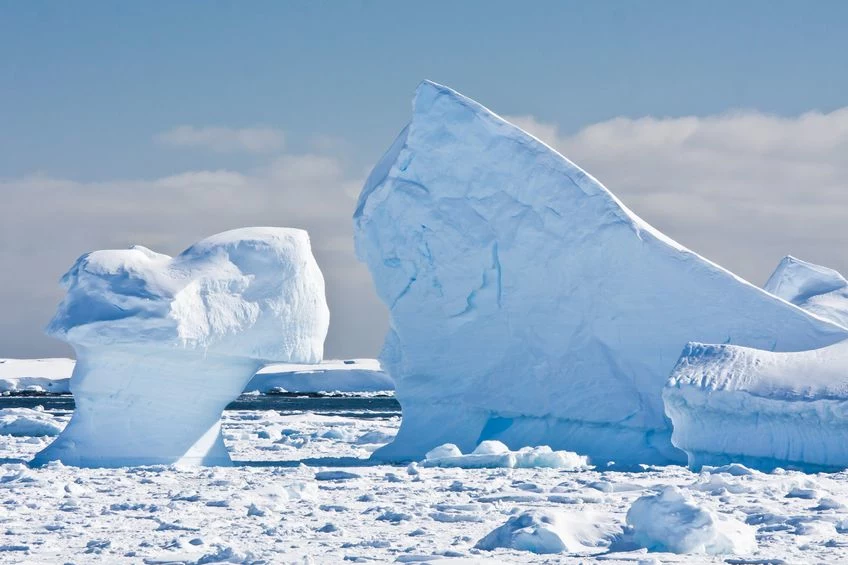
[4,1,847,179]
[2,2,848,358]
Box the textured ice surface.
[626,486,756,555]
[34,227,329,467]
[764,256,848,329]
[665,338,848,472]
[354,80,848,465]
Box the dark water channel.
[0,393,401,419]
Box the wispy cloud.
[3,109,848,359]
[507,108,848,285]
[155,125,285,154]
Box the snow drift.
[764,256,848,329]
[354,80,848,465]
[33,227,329,467]
[665,338,848,472]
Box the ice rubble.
[0,407,62,437]
[664,339,848,472]
[354,79,848,465]
[764,256,848,329]
[33,227,329,467]
[422,440,588,470]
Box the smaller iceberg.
[33,227,329,467]
[764,255,848,329]
[664,337,848,472]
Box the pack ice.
[665,259,848,472]
[33,227,329,467]
[354,80,848,465]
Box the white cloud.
[0,147,386,360]
[156,125,285,153]
[4,109,848,360]
[507,109,848,284]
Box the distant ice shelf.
[0,358,390,395]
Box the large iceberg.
[764,256,848,328]
[354,80,848,465]
[664,339,848,472]
[33,227,329,467]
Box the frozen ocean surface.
[2,403,848,563]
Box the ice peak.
[765,255,848,305]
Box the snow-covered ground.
[2,405,848,563]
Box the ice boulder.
[354,80,848,465]
[764,256,848,329]
[664,339,848,472]
[33,227,329,467]
[476,509,617,555]
[626,486,756,555]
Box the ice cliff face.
[34,227,329,467]
[764,256,848,329]
[665,340,848,472]
[354,80,848,465]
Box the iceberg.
[764,256,848,329]
[354,80,848,465]
[664,339,848,472]
[33,227,329,467]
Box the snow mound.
[664,339,848,472]
[247,359,392,393]
[0,407,62,437]
[626,486,756,555]
[354,79,848,465]
[33,227,329,467]
[764,256,848,329]
[0,359,73,394]
[422,440,588,470]
[476,509,617,554]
